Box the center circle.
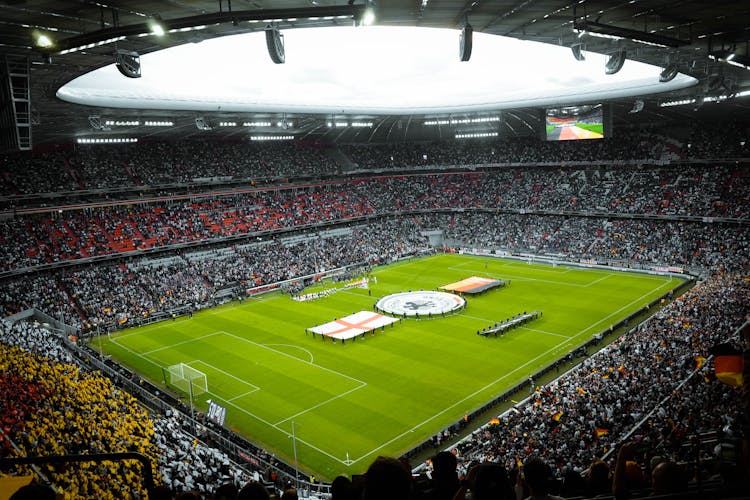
[375,291,466,317]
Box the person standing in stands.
[519,457,565,500]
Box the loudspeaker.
[629,100,644,114]
[114,50,141,78]
[459,25,473,62]
[605,50,626,75]
[195,117,213,131]
[571,43,585,61]
[266,28,285,64]
[659,64,678,82]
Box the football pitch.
[100,254,686,480]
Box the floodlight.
[659,63,679,82]
[361,7,376,25]
[571,43,585,61]
[605,50,626,75]
[34,33,54,48]
[149,19,166,37]
[265,27,285,64]
[459,24,473,62]
[114,49,141,78]
[573,19,687,48]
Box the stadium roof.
[2,0,750,146]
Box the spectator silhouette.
[470,462,514,500]
[363,456,412,500]
[9,482,56,500]
[521,457,564,500]
[238,481,271,500]
[426,451,460,500]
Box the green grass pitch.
[575,122,604,135]
[99,254,685,480]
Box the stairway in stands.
[56,277,89,325]
[62,157,86,190]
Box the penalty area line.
[143,332,223,355]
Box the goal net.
[167,363,208,396]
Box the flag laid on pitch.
[440,276,504,294]
[309,311,399,340]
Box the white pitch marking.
[143,332,223,355]
[262,344,315,363]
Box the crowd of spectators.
[2,270,747,499]
[1,141,337,196]
[429,213,749,272]
[342,129,668,170]
[1,129,749,498]
[446,272,748,490]
[0,320,160,499]
[0,219,428,329]
[0,319,269,499]
[1,162,747,272]
[1,209,747,330]
[1,124,747,196]
[1,213,748,498]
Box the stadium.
[0,1,749,499]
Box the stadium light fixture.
[455,131,498,139]
[361,6,376,26]
[34,32,54,48]
[573,20,687,48]
[144,120,174,126]
[149,19,166,37]
[425,116,500,126]
[605,50,626,75]
[250,135,294,141]
[104,120,140,126]
[51,5,366,55]
[77,137,138,144]
[659,97,695,107]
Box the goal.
[167,363,208,396]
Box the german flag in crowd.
[714,355,744,386]
[594,428,610,439]
[551,411,563,422]
[693,355,707,370]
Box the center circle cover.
[375,291,466,316]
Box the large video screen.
[545,104,604,141]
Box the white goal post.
[167,363,208,396]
